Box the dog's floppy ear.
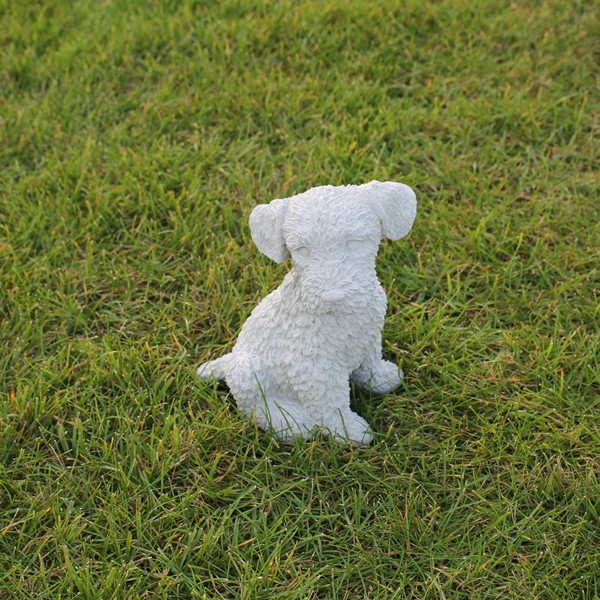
[249,197,290,263]
[363,181,417,240]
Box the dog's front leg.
[351,336,403,395]
[298,372,373,446]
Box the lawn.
[1,0,598,598]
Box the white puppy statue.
[198,181,417,445]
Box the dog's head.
[249,181,417,311]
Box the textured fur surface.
[198,181,417,445]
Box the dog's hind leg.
[351,336,403,395]
[199,352,312,441]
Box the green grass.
[1,0,598,597]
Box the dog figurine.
[198,181,417,445]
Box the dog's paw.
[368,360,403,395]
[327,411,373,447]
[252,400,314,443]
[346,427,374,447]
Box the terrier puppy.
[198,181,417,445]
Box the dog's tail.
[196,354,233,381]
[197,352,270,417]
